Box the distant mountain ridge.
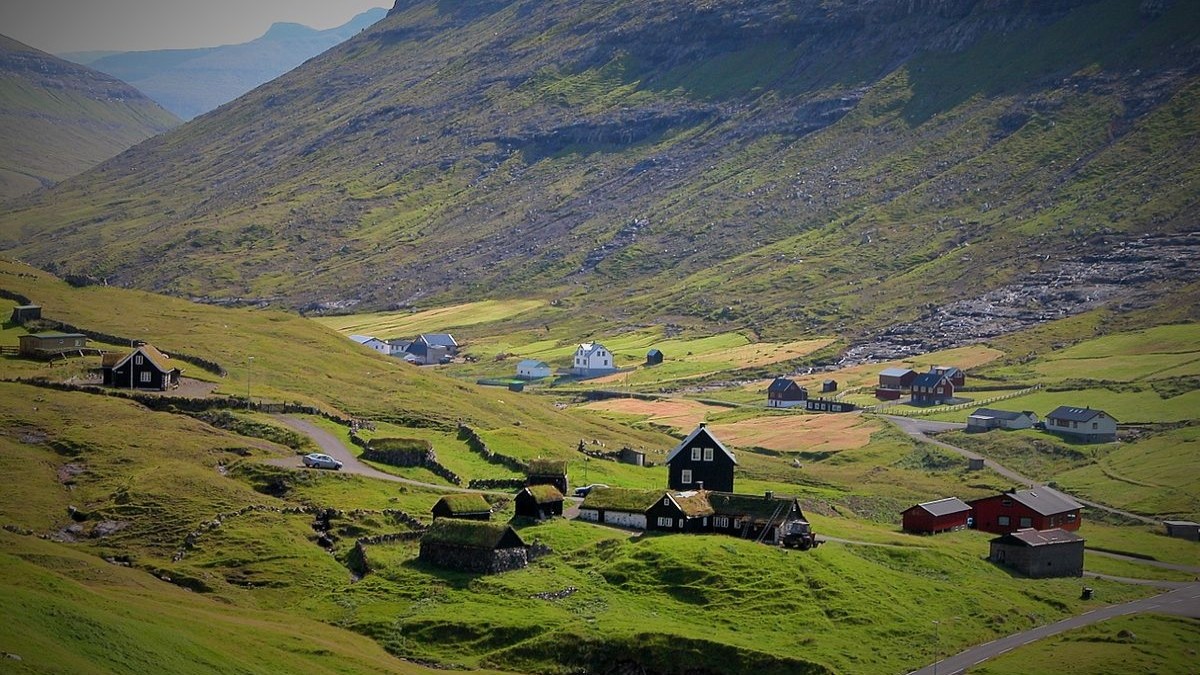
[2,0,1198,338]
[0,34,179,199]
[62,8,388,120]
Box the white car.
[302,453,343,470]
[573,483,608,497]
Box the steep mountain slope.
[64,8,388,120]
[0,34,179,199]
[1,0,1197,338]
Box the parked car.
[303,453,343,470]
[573,483,608,497]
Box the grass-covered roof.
[522,484,564,503]
[527,458,567,475]
[581,487,661,512]
[673,492,715,517]
[421,519,525,549]
[709,492,800,523]
[432,493,491,515]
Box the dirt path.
[268,415,482,493]
[881,415,1157,525]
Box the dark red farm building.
[969,488,1082,535]
[901,497,972,534]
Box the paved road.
[1086,549,1200,575]
[269,415,482,493]
[882,415,1157,525]
[908,582,1200,675]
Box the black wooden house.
[514,485,564,520]
[101,344,181,390]
[665,424,736,493]
[526,458,568,495]
[709,491,806,542]
[646,491,713,533]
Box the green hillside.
[0,0,1196,339]
[0,34,179,199]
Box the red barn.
[969,488,1082,535]
[902,497,972,534]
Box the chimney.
[698,422,706,428]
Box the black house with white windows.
[101,344,182,391]
[665,424,736,493]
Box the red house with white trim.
[969,488,1082,535]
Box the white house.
[1045,406,1117,443]
[967,408,1038,432]
[350,335,390,355]
[517,359,552,379]
[571,341,617,376]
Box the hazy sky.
[0,0,392,54]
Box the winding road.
[881,415,1157,525]
[268,415,483,493]
[907,581,1200,675]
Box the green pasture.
[969,614,1200,675]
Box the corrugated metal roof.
[971,408,1031,421]
[911,372,948,388]
[879,367,914,378]
[1005,488,1083,515]
[912,497,971,517]
[996,527,1083,547]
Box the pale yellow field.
[581,398,724,428]
[586,338,835,385]
[313,299,546,338]
[711,413,880,452]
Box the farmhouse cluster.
[350,332,459,365]
[765,376,853,412]
[902,488,1086,577]
[876,365,965,405]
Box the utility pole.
[246,356,254,408]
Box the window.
[657,517,673,527]
[1019,517,1032,528]
[681,469,692,484]
[703,448,714,462]
[663,497,670,505]
[140,371,152,383]
[1067,513,1077,522]
[691,447,702,461]
[135,355,143,365]
[1092,422,1098,429]
[998,516,1010,526]
[714,516,729,528]
[1001,499,1013,507]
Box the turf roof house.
[708,491,807,542]
[418,519,529,574]
[901,497,972,534]
[514,484,565,520]
[646,491,713,533]
[101,344,181,390]
[666,423,736,493]
[526,458,569,495]
[766,377,807,408]
[431,493,492,521]
[571,341,617,377]
[969,488,1083,535]
[1044,406,1118,443]
[577,487,662,529]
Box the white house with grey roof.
[350,335,390,355]
[571,341,617,377]
[516,359,552,379]
[1044,406,1117,443]
[967,408,1038,432]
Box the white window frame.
[681,469,692,484]
[657,517,672,527]
[703,448,714,462]
[135,355,143,365]
[691,447,701,461]
[140,371,152,383]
